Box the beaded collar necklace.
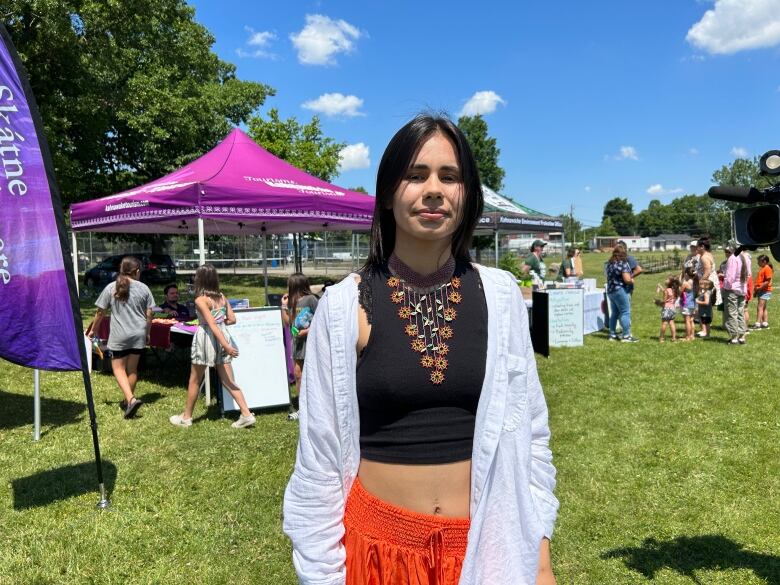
[387,254,462,385]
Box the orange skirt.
[343,477,470,585]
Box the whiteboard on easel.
[221,307,289,411]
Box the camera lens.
[747,210,780,244]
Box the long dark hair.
[364,114,483,267]
[114,256,140,302]
[287,272,313,316]
[697,236,711,251]
[758,254,773,270]
[193,264,222,302]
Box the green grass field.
[1,256,778,584]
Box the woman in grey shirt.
[90,256,154,418]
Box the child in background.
[281,273,318,421]
[696,279,713,338]
[656,275,680,342]
[753,254,773,329]
[681,268,697,341]
[170,264,255,429]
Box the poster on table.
[547,289,584,347]
[221,307,290,412]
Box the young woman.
[90,256,154,418]
[283,115,558,584]
[169,265,255,428]
[280,273,318,396]
[605,245,637,342]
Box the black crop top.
[356,260,488,464]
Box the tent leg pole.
[72,231,79,296]
[197,218,209,404]
[197,218,206,267]
[263,234,269,304]
[494,231,499,267]
[33,369,41,442]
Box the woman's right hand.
[225,345,239,358]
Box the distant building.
[588,236,650,252]
[649,233,693,251]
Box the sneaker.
[729,339,740,345]
[231,413,256,429]
[751,323,763,330]
[608,335,619,341]
[696,331,707,338]
[738,338,747,345]
[287,411,300,421]
[621,336,639,343]
[169,414,192,428]
[124,398,143,419]
[762,322,770,329]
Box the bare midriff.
[358,459,471,518]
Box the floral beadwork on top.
[387,254,460,386]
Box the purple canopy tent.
[70,127,374,237]
[70,127,375,300]
[70,129,375,404]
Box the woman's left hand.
[536,539,556,585]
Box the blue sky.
[189,0,780,228]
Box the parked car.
[84,254,177,289]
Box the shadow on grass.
[0,388,85,431]
[603,535,780,584]
[12,460,117,510]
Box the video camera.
[708,150,780,259]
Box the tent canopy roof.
[70,128,375,235]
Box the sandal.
[124,398,143,419]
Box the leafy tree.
[349,186,369,194]
[636,199,672,237]
[560,214,582,243]
[1,0,273,206]
[457,115,505,192]
[712,157,773,191]
[597,217,618,236]
[247,109,344,182]
[602,197,635,235]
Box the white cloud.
[290,14,362,66]
[339,143,370,172]
[247,28,276,47]
[584,186,592,192]
[607,146,639,161]
[302,93,365,117]
[458,91,507,116]
[686,0,780,55]
[237,27,277,59]
[689,147,700,155]
[647,184,685,196]
[731,146,749,158]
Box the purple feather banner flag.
[0,26,82,371]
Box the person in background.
[281,273,318,397]
[522,239,547,281]
[752,254,773,329]
[681,242,700,283]
[170,264,255,428]
[656,275,680,342]
[723,241,750,345]
[680,268,697,341]
[159,283,192,321]
[717,245,733,327]
[743,251,754,330]
[695,237,720,337]
[696,279,714,338]
[617,241,643,295]
[89,256,154,419]
[606,245,637,342]
[558,247,577,281]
